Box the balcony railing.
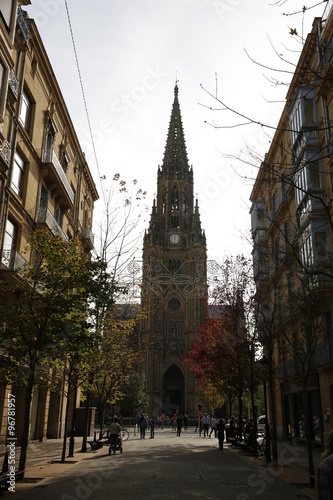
[43,148,74,206]
[1,250,28,275]
[8,70,19,100]
[17,7,30,45]
[36,207,68,240]
[0,137,11,167]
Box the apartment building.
[250,3,333,445]
[0,1,98,442]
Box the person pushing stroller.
[108,416,121,455]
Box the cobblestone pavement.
[2,428,322,499]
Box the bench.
[0,451,8,491]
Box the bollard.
[133,425,136,436]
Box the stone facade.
[250,4,333,445]
[140,85,207,417]
[0,2,98,443]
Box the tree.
[87,306,143,434]
[185,255,257,441]
[277,274,329,486]
[119,372,149,424]
[0,229,93,476]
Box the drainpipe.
[0,49,27,261]
[73,162,82,239]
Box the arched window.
[171,188,179,212]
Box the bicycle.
[121,428,129,442]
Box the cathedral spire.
[161,84,189,175]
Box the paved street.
[8,428,319,500]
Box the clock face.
[170,234,180,244]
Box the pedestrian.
[149,415,155,438]
[202,413,210,437]
[139,414,147,439]
[108,416,121,455]
[177,414,183,437]
[183,413,188,431]
[172,413,177,431]
[316,429,333,499]
[216,418,226,450]
[209,414,217,438]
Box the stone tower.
[140,84,207,417]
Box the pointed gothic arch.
[162,363,185,414]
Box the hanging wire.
[64,0,107,206]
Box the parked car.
[257,415,266,432]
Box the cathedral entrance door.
[163,364,184,415]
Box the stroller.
[109,434,122,455]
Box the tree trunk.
[268,364,278,461]
[238,389,243,441]
[18,367,36,475]
[303,387,315,487]
[81,391,91,453]
[61,370,71,463]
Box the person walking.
[202,413,210,438]
[149,415,155,439]
[108,416,121,455]
[139,414,147,439]
[209,415,217,438]
[316,429,333,499]
[176,414,183,437]
[216,418,226,450]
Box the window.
[44,119,56,158]
[2,219,17,267]
[55,207,63,229]
[168,298,181,311]
[300,232,314,268]
[39,184,48,208]
[289,87,317,151]
[171,189,179,212]
[19,89,32,131]
[295,154,323,208]
[171,215,179,228]
[315,231,327,263]
[11,151,25,197]
[0,60,4,96]
[0,1,14,31]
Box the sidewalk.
[235,438,322,500]
[2,429,323,498]
[4,436,98,495]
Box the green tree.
[0,229,93,475]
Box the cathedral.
[140,85,207,417]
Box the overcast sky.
[25,0,327,265]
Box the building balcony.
[81,226,94,250]
[0,137,11,168]
[276,188,287,214]
[292,130,319,162]
[36,207,68,241]
[41,148,74,209]
[1,250,28,276]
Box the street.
[11,429,315,500]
